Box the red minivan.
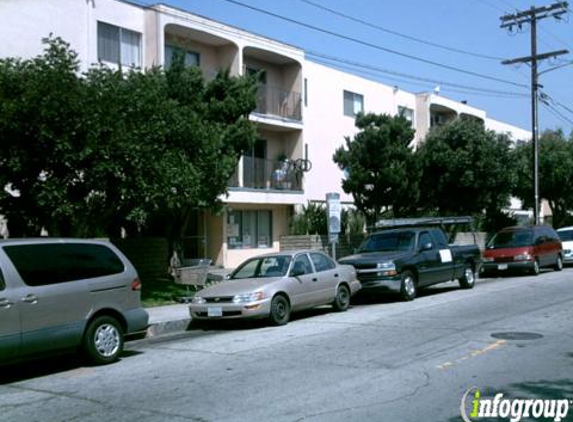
[481,225,563,276]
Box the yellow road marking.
[438,340,507,370]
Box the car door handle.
[312,278,318,282]
[334,273,339,278]
[0,298,13,308]
[21,294,38,304]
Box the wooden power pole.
[500,2,569,225]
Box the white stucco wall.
[0,0,88,65]
[486,117,532,144]
[0,0,146,71]
[303,60,417,204]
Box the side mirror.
[420,242,433,252]
[290,267,306,277]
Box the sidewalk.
[143,267,230,337]
[145,303,193,338]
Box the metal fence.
[254,85,302,121]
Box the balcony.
[229,156,303,191]
[253,85,302,121]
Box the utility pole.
[500,2,569,225]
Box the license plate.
[498,264,508,270]
[207,307,223,317]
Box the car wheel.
[332,285,351,312]
[400,271,417,301]
[459,264,475,289]
[83,316,124,365]
[531,258,540,276]
[555,255,563,272]
[269,295,290,326]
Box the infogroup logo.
[460,387,571,422]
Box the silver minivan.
[0,239,149,365]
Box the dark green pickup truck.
[339,226,482,301]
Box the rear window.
[487,229,533,249]
[0,267,5,291]
[558,230,573,242]
[3,243,125,286]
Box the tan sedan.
[189,250,360,325]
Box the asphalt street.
[2,268,573,422]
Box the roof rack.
[372,216,474,230]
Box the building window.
[398,106,414,127]
[164,45,200,68]
[343,90,363,117]
[227,210,272,249]
[97,21,141,67]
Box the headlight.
[514,254,532,261]
[482,257,494,262]
[192,296,206,304]
[376,261,397,276]
[233,291,264,303]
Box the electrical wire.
[307,51,528,97]
[310,58,527,100]
[541,102,573,126]
[295,0,504,61]
[218,0,528,89]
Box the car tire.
[400,271,417,301]
[459,264,475,289]
[531,258,540,276]
[555,255,563,272]
[269,295,290,326]
[83,316,124,365]
[332,285,351,312]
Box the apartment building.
[0,0,531,267]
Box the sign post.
[326,193,341,260]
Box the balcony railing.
[229,156,303,191]
[254,85,302,121]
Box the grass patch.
[140,277,194,308]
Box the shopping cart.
[173,258,211,302]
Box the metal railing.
[254,85,302,121]
[229,156,303,191]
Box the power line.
[295,0,504,61]
[541,101,573,126]
[540,91,573,116]
[219,0,529,89]
[310,58,527,100]
[307,51,528,97]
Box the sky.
[140,0,572,134]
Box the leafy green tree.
[333,113,418,225]
[0,37,86,236]
[0,37,257,238]
[416,119,516,224]
[513,129,573,228]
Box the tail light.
[132,278,142,291]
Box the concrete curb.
[146,318,192,338]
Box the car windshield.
[558,230,573,242]
[230,255,292,279]
[487,230,532,249]
[359,231,415,253]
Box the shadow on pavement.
[0,350,143,384]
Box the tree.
[416,119,516,226]
[513,129,573,228]
[0,37,257,238]
[333,113,418,225]
[0,37,87,236]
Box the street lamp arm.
[538,60,573,76]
